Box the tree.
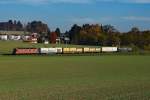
[68,24,103,45]
[130,27,140,33]
[102,25,118,33]
[16,21,23,31]
[0,20,23,31]
[26,21,50,34]
[69,24,81,44]
[50,32,57,44]
[110,33,121,46]
[98,33,107,46]
[55,28,61,37]
[142,31,150,50]
[79,24,102,45]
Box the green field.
[0,55,150,100]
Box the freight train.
[12,47,132,55]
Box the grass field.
[0,55,150,100]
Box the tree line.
[0,20,23,31]
[66,24,150,51]
[0,20,150,51]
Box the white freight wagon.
[56,48,63,53]
[40,48,57,54]
[95,48,101,53]
[102,47,118,52]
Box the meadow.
[0,55,150,100]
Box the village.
[0,30,70,44]
[0,20,70,45]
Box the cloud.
[122,16,150,21]
[0,0,150,5]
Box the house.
[56,37,61,44]
[0,34,8,40]
[23,33,38,44]
[22,35,31,41]
[59,33,70,44]
[0,31,29,41]
[9,34,21,40]
[0,30,38,43]
[44,40,49,44]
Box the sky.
[0,0,150,32]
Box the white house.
[0,34,8,40]
[22,33,38,44]
[9,35,21,40]
[22,35,31,41]
[0,31,29,41]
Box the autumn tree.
[50,32,57,44]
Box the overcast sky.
[0,0,150,32]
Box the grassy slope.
[0,55,150,99]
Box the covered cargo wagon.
[76,48,83,53]
[63,48,83,54]
[95,48,101,53]
[102,47,118,52]
[40,48,57,54]
[56,48,63,53]
[63,48,70,54]
[83,48,90,53]
[13,48,39,55]
[84,48,101,53]
[118,47,132,52]
[69,48,77,53]
[63,48,77,54]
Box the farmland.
[0,55,150,100]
